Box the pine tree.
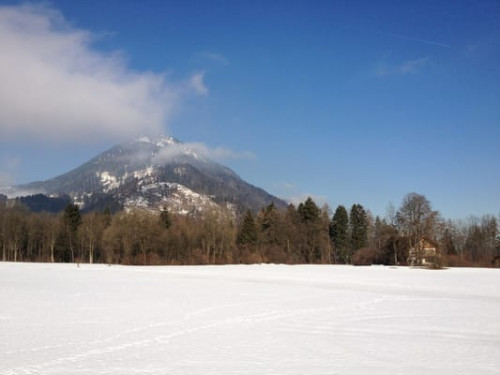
[298,197,320,223]
[237,210,258,246]
[297,197,323,262]
[259,203,280,245]
[330,205,349,263]
[350,203,368,252]
[160,206,171,230]
[63,204,81,262]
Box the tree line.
[0,193,498,267]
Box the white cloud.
[151,143,186,164]
[0,4,204,143]
[376,57,430,76]
[153,141,254,164]
[187,142,255,160]
[189,72,208,95]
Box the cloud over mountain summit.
[0,4,203,143]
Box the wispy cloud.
[379,31,451,48]
[376,57,430,76]
[153,141,254,164]
[189,72,208,95]
[0,4,205,143]
[0,156,21,187]
[403,36,450,48]
[199,51,229,66]
[274,182,296,191]
[187,142,254,160]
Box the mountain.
[3,136,286,214]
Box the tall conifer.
[330,205,349,263]
[350,204,368,252]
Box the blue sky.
[0,0,499,219]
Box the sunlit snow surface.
[1,263,499,375]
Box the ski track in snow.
[1,263,499,375]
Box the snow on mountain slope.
[1,263,499,375]
[3,136,285,214]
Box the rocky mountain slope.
[3,136,286,214]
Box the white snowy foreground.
[1,263,499,375]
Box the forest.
[0,192,498,267]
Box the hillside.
[4,136,286,214]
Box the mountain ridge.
[2,136,286,214]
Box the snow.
[172,183,204,199]
[135,135,178,149]
[164,183,218,213]
[133,167,154,179]
[123,180,217,214]
[1,263,499,375]
[136,136,152,144]
[98,171,121,193]
[154,137,177,148]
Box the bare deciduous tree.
[398,193,437,266]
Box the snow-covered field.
[1,263,499,375]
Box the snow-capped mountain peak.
[135,135,179,148]
[133,135,200,162]
[4,136,286,215]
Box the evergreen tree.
[297,197,323,262]
[298,197,320,223]
[63,204,81,262]
[237,210,258,246]
[64,204,81,232]
[160,206,172,230]
[259,202,280,245]
[330,205,349,263]
[350,203,368,252]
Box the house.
[408,238,439,267]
